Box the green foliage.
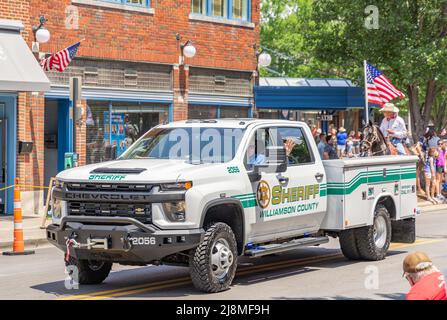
[310,0,447,87]
[260,0,447,135]
[260,0,328,77]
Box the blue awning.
[254,77,365,110]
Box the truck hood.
[56,159,216,183]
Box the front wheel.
[65,257,112,285]
[355,205,392,260]
[189,222,238,293]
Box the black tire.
[391,218,416,243]
[339,229,361,260]
[189,222,238,293]
[356,205,392,261]
[65,257,112,285]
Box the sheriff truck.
[46,119,418,293]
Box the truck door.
[245,125,327,242]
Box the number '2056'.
[130,237,156,245]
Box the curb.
[0,238,50,251]
[419,204,447,213]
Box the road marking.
[59,237,443,300]
[389,238,441,250]
[60,253,342,300]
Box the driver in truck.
[247,142,266,168]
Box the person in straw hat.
[403,252,446,300]
[379,102,408,155]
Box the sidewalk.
[0,216,49,251]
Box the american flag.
[366,62,405,106]
[40,42,80,72]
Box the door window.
[277,127,314,165]
[244,128,273,170]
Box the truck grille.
[66,183,153,193]
[67,201,152,223]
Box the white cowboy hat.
[380,103,399,113]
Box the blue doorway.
[0,95,17,215]
[44,98,70,196]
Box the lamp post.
[32,16,50,55]
[175,34,197,113]
[176,33,197,65]
[252,45,272,118]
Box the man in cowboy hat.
[379,102,408,155]
[403,252,446,300]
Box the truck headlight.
[162,201,186,222]
[52,199,63,219]
[54,179,65,189]
[160,181,192,191]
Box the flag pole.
[363,60,369,123]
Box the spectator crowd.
[311,124,447,204]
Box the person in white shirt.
[379,103,407,155]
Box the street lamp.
[32,16,51,53]
[258,52,272,68]
[182,41,196,59]
[176,33,196,65]
[35,28,50,44]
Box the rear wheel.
[65,257,112,285]
[339,229,361,260]
[189,222,238,293]
[356,205,391,260]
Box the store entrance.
[0,96,16,216]
[0,104,6,214]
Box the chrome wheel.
[373,215,387,249]
[211,238,234,280]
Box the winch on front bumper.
[46,216,204,264]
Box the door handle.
[315,173,324,180]
[277,176,289,185]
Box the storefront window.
[188,105,217,119]
[220,106,249,118]
[86,101,168,164]
[86,101,109,165]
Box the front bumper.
[46,216,203,264]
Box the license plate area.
[87,237,110,250]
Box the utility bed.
[320,156,419,231]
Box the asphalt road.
[0,209,446,300]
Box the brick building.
[0,0,260,216]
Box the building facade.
[1,0,260,215]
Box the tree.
[307,0,447,141]
[431,87,447,132]
[260,0,328,77]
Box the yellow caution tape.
[0,184,52,192]
[0,185,15,192]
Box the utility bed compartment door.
[399,164,417,219]
[343,167,369,228]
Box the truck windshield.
[119,127,245,163]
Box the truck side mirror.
[265,145,288,173]
[105,145,117,160]
[247,146,288,182]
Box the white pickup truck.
[46,119,418,293]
